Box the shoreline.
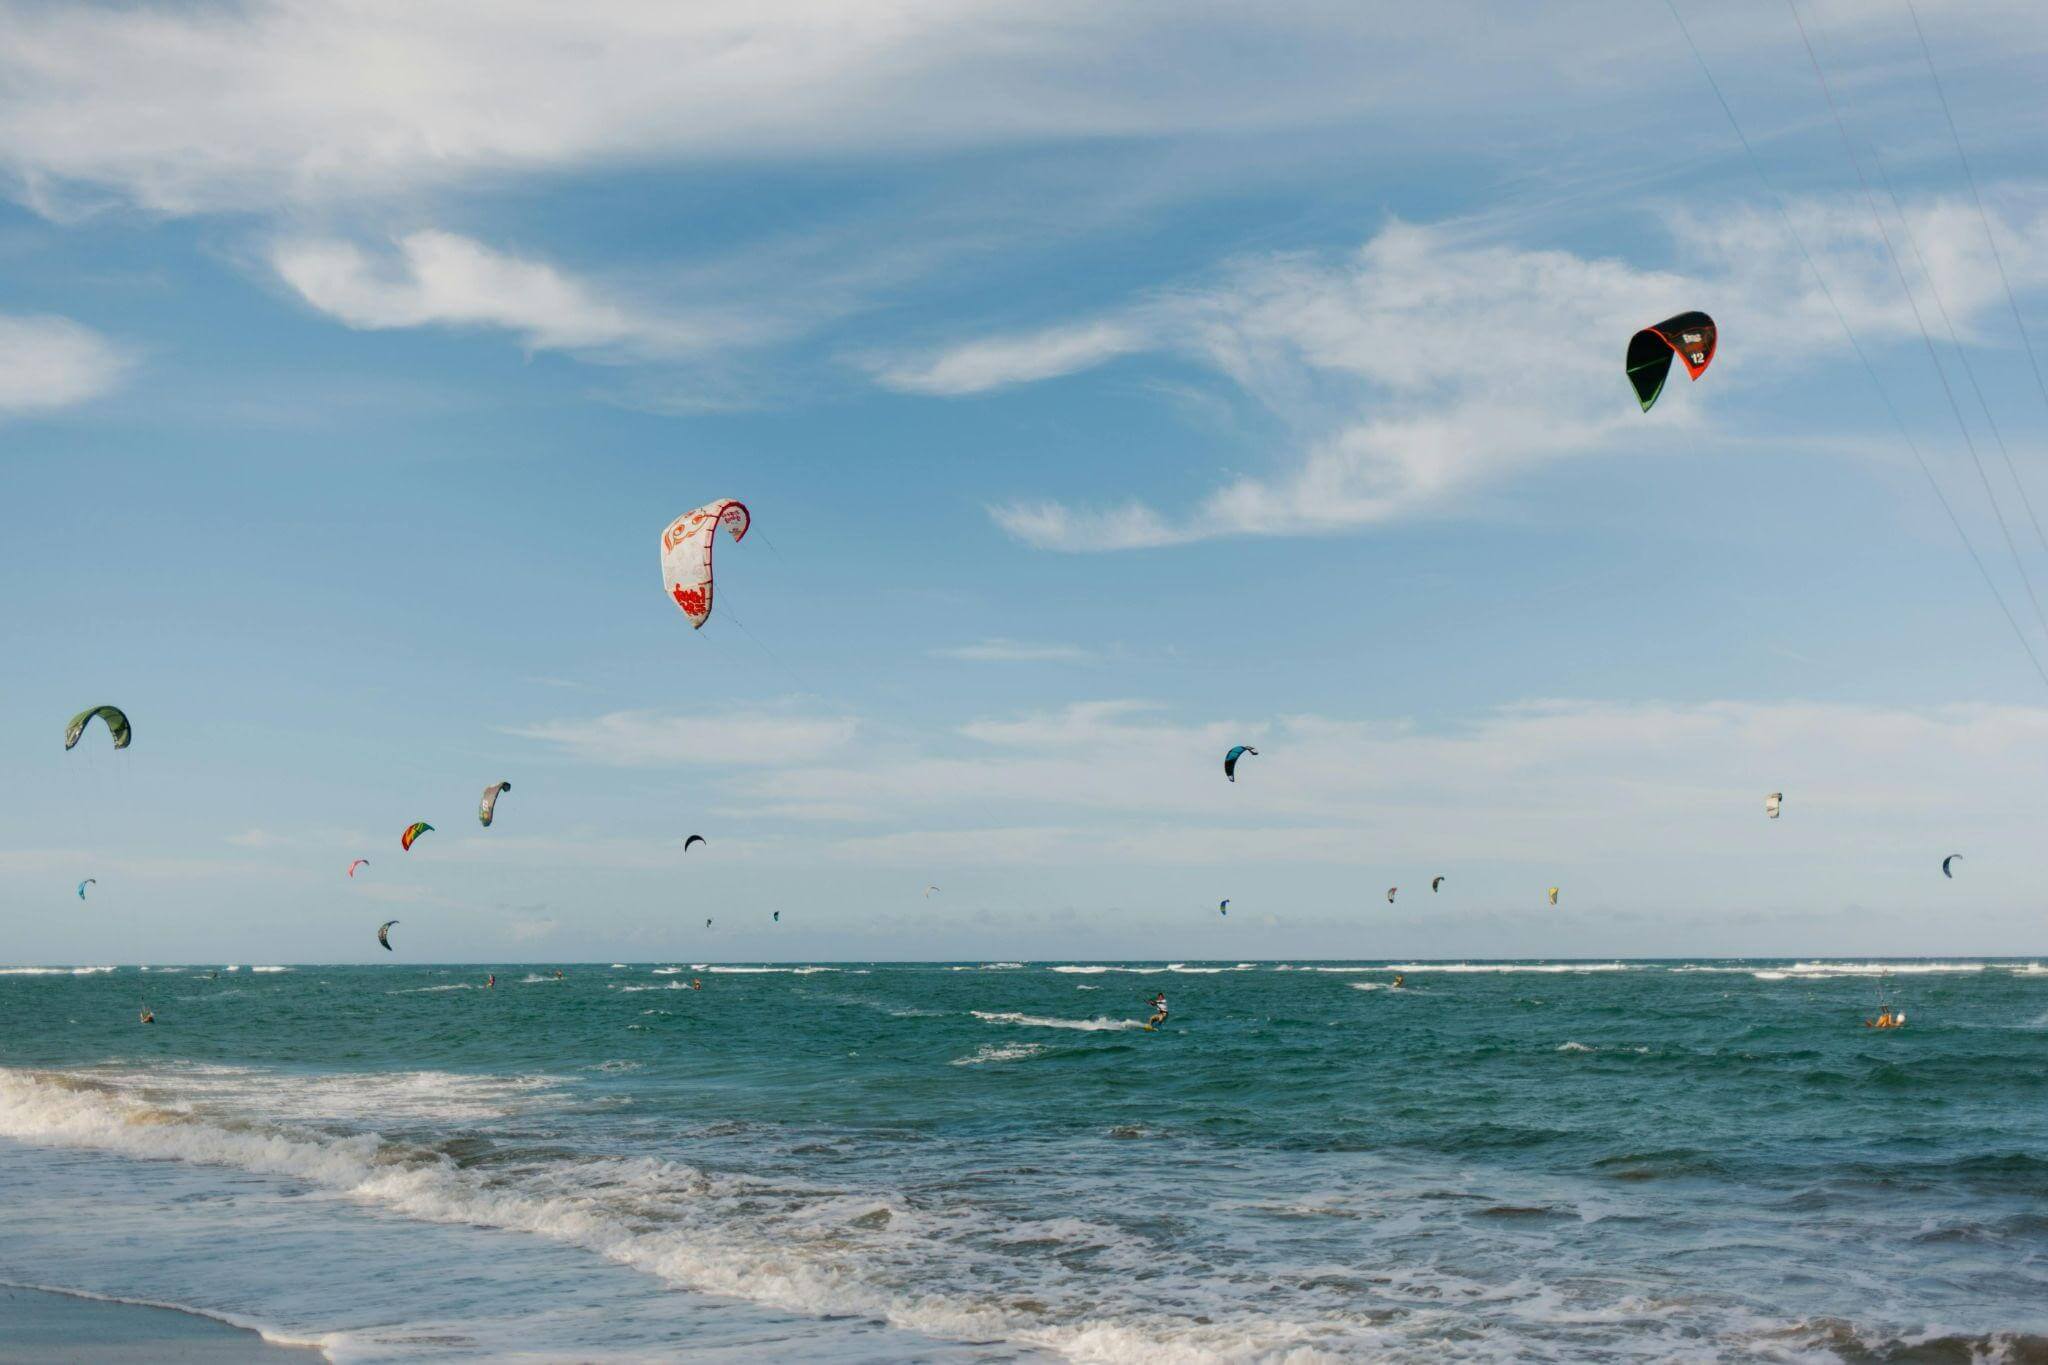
[0,1284,320,1362]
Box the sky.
[6,0,2048,964]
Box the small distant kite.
[924,885,940,898]
[401,822,433,851]
[773,911,780,922]
[1223,745,1258,782]
[1765,792,1783,820]
[1547,886,1560,906]
[77,878,95,900]
[1626,311,1717,412]
[1431,876,1445,892]
[704,917,713,929]
[377,920,399,952]
[1219,899,1229,916]
[684,835,706,852]
[1386,887,1398,904]
[65,705,131,751]
[660,499,751,628]
[1942,854,1962,879]
[479,781,512,827]
[347,859,369,879]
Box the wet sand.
[0,1284,316,1362]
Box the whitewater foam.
[0,1067,1325,1363]
[0,966,116,976]
[952,1043,1047,1066]
[971,1011,1142,1033]
[1379,962,1634,974]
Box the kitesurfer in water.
[138,1008,154,1025]
[1145,993,1168,1029]
[1392,974,1406,989]
[554,969,564,980]
[1866,1007,1905,1029]
[690,978,703,991]
[486,973,496,990]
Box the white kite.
[660,499,751,628]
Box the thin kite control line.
[1906,0,2048,448]
[1807,1,2048,554]
[716,602,825,701]
[1866,148,2048,556]
[1658,0,2048,691]
[1787,0,2048,648]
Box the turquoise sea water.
[3,959,2046,1362]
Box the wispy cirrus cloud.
[717,696,2048,894]
[869,197,2048,550]
[270,231,721,360]
[932,638,1093,663]
[0,3,1729,216]
[872,321,1145,396]
[508,709,858,767]
[0,312,126,414]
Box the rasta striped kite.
[401,822,434,851]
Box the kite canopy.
[401,822,434,851]
[65,705,131,751]
[924,885,940,898]
[1626,311,1717,412]
[1431,876,1445,892]
[77,878,95,900]
[1386,887,1398,904]
[1223,745,1258,782]
[377,919,399,951]
[660,499,750,628]
[1219,899,1229,916]
[684,834,705,852]
[1765,792,1783,820]
[1942,854,1961,879]
[479,781,512,827]
[1547,886,1560,906]
[347,859,369,878]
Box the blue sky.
[6,1,2048,964]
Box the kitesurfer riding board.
[1145,993,1168,1030]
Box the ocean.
[3,959,2046,1362]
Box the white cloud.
[888,199,2048,549]
[0,312,125,414]
[270,231,714,358]
[508,709,858,767]
[507,914,560,944]
[871,321,1144,396]
[723,696,2048,884]
[0,4,1659,216]
[933,638,1092,662]
[6,2,2036,218]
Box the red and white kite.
[660,499,750,628]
